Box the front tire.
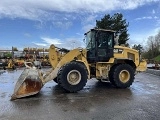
[109,65,117,86]
[111,64,135,88]
[57,62,88,92]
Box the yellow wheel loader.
[2,59,15,70]
[11,29,147,100]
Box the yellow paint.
[46,45,147,81]
[44,48,90,83]
[136,59,147,72]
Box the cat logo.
[114,48,123,53]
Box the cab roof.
[84,28,115,35]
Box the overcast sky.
[0,0,160,50]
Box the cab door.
[96,32,114,62]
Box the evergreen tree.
[96,13,129,45]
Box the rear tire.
[111,64,135,88]
[57,62,88,92]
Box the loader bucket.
[11,68,43,100]
[137,59,147,72]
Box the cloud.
[82,24,95,32]
[32,37,62,48]
[120,0,159,10]
[135,16,153,21]
[52,21,72,29]
[63,38,85,49]
[0,0,159,21]
[33,36,85,49]
[81,14,97,32]
[152,9,156,14]
[82,15,97,25]
[41,37,62,45]
[24,33,32,37]
[135,15,159,21]
[34,21,45,29]
[134,15,159,27]
[32,42,47,47]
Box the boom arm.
[42,45,90,84]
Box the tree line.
[142,32,160,61]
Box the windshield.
[98,32,113,48]
[85,31,95,49]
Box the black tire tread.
[57,61,88,92]
[112,64,135,88]
[109,64,119,86]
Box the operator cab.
[85,29,115,63]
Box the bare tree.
[155,30,160,52]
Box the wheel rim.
[119,70,130,83]
[67,70,81,85]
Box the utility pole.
[43,48,44,59]
[12,46,14,59]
